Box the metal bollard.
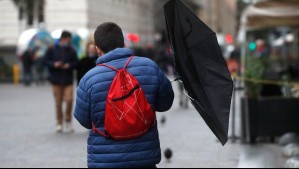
[13,64,20,85]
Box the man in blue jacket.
[74,22,174,168]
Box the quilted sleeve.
[74,77,92,129]
[155,68,175,112]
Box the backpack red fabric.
[92,56,156,140]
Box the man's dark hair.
[60,31,72,39]
[94,22,124,53]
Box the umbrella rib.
[171,76,181,82]
[174,76,207,112]
[183,89,206,112]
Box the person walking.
[34,48,46,86]
[21,49,34,86]
[45,31,78,133]
[77,42,98,84]
[74,22,174,168]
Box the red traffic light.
[126,33,140,43]
[225,34,233,44]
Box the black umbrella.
[164,0,234,145]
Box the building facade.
[0,0,237,64]
[200,0,237,38]
[0,0,156,63]
[0,0,156,46]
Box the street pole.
[279,27,289,68]
[240,26,250,144]
[231,77,237,143]
[295,28,299,59]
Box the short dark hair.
[94,22,124,53]
[60,31,72,39]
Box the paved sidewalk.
[238,144,286,168]
[0,84,241,168]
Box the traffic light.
[126,33,140,44]
[249,42,256,51]
[225,34,233,44]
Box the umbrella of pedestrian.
[17,29,53,56]
[164,0,234,145]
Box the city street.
[0,83,241,168]
[0,82,288,168]
[0,0,298,168]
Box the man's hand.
[54,62,63,68]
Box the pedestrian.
[45,31,78,133]
[21,49,34,86]
[0,55,4,70]
[0,55,4,65]
[74,22,174,168]
[255,39,269,58]
[156,49,170,74]
[77,42,98,84]
[34,48,46,86]
[0,56,5,80]
[179,82,189,109]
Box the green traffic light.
[249,42,256,51]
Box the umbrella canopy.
[164,0,234,145]
[17,29,38,56]
[17,29,53,57]
[254,0,299,8]
[29,31,53,59]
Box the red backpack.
[92,56,156,140]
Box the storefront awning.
[242,0,299,29]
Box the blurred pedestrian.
[0,56,4,80]
[21,49,34,86]
[156,49,170,74]
[74,22,174,168]
[77,42,98,84]
[227,58,239,75]
[45,31,78,133]
[179,82,189,109]
[34,48,46,86]
[0,55,3,65]
[228,47,241,75]
[255,39,269,58]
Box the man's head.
[86,42,97,58]
[94,22,124,56]
[256,39,265,50]
[60,31,72,47]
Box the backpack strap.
[98,64,119,72]
[92,122,109,138]
[98,56,134,71]
[123,56,134,69]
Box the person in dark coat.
[34,48,46,86]
[0,56,4,67]
[77,42,98,85]
[21,49,34,86]
[74,22,174,168]
[44,31,78,133]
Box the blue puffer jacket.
[74,48,174,168]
